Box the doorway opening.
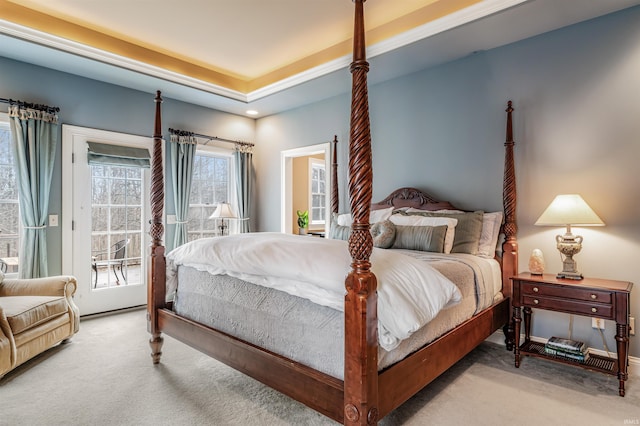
[281,143,331,236]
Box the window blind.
[87,142,150,168]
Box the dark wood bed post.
[344,1,379,425]
[501,100,517,350]
[331,135,339,215]
[147,90,166,364]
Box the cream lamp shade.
[209,202,236,219]
[209,202,236,236]
[534,194,604,227]
[535,194,604,280]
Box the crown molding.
[0,19,248,102]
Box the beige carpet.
[1,308,638,425]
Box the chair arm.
[0,311,15,376]
[0,275,78,299]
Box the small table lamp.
[535,194,604,280]
[209,202,236,236]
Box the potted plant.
[296,210,309,235]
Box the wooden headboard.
[371,187,457,211]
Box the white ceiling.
[1,0,639,117]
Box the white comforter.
[166,232,461,351]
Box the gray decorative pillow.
[402,210,484,254]
[330,222,351,240]
[391,225,447,253]
[370,220,396,248]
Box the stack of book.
[544,336,589,363]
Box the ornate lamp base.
[218,219,228,236]
[555,231,584,280]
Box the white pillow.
[336,207,393,227]
[477,212,503,258]
[389,214,458,254]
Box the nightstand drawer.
[522,295,613,318]
[521,282,612,304]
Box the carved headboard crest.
[372,187,456,211]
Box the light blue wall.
[253,96,350,232]
[256,7,640,357]
[0,56,255,271]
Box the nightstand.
[511,273,633,396]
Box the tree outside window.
[90,164,143,288]
[188,151,231,241]
[0,119,19,273]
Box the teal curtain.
[8,105,59,278]
[234,146,253,233]
[170,133,197,248]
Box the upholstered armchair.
[0,272,79,378]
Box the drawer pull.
[533,299,539,305]
[591,294,597,300]
[592,307,597,313]
[533,287,539,293]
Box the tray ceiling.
[1,0,639,116]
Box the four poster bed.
[147,1,518,424]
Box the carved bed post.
[344,1,379,425]
[331,135,339,215]
[147,90,166,364]
[501,100,517,350]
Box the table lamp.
[534,194,604,280]
[209,202,236,236]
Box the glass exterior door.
[63,125,151,315]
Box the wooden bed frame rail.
[146,1,518,424]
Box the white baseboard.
[484,332,640,377]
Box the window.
[187,149,232,241]
[309,158,326,225]
[0,115,19,274]
[90,164,143,288]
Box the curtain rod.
[0,97,60,113]
[168,127,254,147]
